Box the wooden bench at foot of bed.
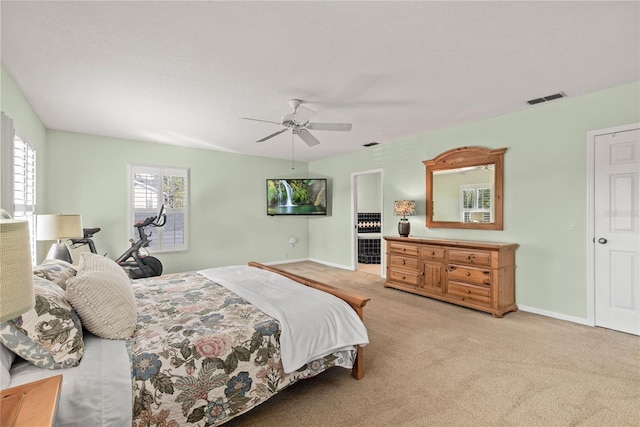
[248,262,371,380]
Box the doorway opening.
[351,169,384,276]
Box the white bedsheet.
[199,265,369,373]
[9,333,132,427]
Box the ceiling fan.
[242,99,352,147]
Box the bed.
[1,256,370,426]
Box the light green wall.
[44,130,311,273]
[356,172,381,213]
[1,66,47,211]
[3,64,313,272]
[1,66,309,272]
[310,82,640,319]
[4,61,640,320]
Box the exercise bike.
[70,205,166,279]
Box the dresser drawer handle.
[466,255,473,260]
[401,276,406,280]
[430,251,435,255]
[402,260,406,265]
[465,272,471,276]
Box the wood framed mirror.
[424,146,506,230]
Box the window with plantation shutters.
[1,113,37,264]
[129,164,189,253]
[12,137,36,219]
[460,184,493,223]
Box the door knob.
[598,238,607,244]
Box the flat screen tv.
[266,178,327,216]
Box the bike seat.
[83,227,101,237]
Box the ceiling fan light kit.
[243,99,352,147]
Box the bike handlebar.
[155,213,166,227]
[82,227,101,238]
[135,216,156,227]
[134,205,166,229]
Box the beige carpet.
[225,261,640,427]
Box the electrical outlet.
[568,219,578,231]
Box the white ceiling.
[1,1,639,162]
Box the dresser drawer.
[389,254,420,271]
[448,281,491,304]
[447,265,491,286]
[448,249,491,266]
[389,242,420,256]
[388,268,421,287]
[420,246,445,260]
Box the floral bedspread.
[127,271,356,427]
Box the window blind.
[129,164,189,253]
[1,113,37,263]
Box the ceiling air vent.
[526,92,566,105]
[363,142,379,147]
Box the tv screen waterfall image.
[266,179,327,216]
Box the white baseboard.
[517,304,592,327]
[261,258,309,266]
[265,257,356,271]
[309,258,354,271]
[263,259,591,327]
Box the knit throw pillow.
[66,253,137,340]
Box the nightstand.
[1,375,62,427]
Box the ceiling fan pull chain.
[291,132,295,170]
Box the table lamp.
[0,219,35,322]
[394,200,416,237]
[36,214,83,264]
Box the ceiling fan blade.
[256,128,288,143]
[296,129,321,147]
[242,117,282,125]
[306,122,352,132]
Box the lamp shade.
[0,219,35,322]
[393,200,416,217]
[36,214,83,241]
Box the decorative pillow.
[0,276,84,369]
[66,253,137,340]
[33,259,77,290]
[1,343,15,389]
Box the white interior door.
[593,127,639,335]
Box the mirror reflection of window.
[462,189,475,209]
[460,184,493,223]
[432,164,495,223]
[478,188,491,209]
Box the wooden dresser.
[384,236,518,317]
